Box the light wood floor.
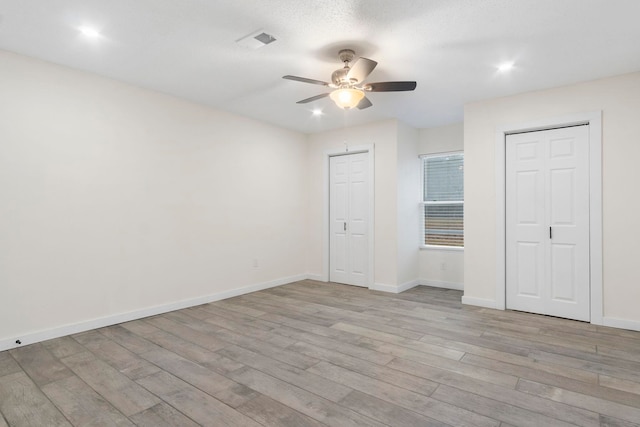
[2,281,640,427]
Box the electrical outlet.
[440,262,446,271]
[252,258,259,268]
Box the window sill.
[420,245,464,252]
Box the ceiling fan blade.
[365,81,417,92]
[357,96,373,110]
[296,93,330,104]
[283,75,329,86]
[346,57,377,83]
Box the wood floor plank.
[0,351,21,377]
[129,402,200,427]
[61,351,160,416]
[541,325,640,351]
[484,328,597,353]
[599,414,640,427]
[228,366,388,427]
[41,375,134,427]
[42,336,86,359]
[211,298,268,317]
[600,374,640,395]
[462,353,640,408]
[517,378,640,424]
[98,324,161,354]
[272,322,396,365]
[417,325,532,357]
[417,329,598,383]
[140,347,258,408]
[72,330,161,380]
[358,338,518,387]
[338,390,451,427]
[530,348,640,382]
[138,329,244,375]
[386,358,599,426]
[136,370,262,427]
[235,394,328,427]
[308,361,499,427]
[332,322,464,360]
[598,345,640,364]
[217,343,353,402]
[431,384,577,427]
[196,303,267,324]
[289,340,440,396]
[210,326,321,370]
[120,319,162,336]
[9,343,74,386]
[145,315,228,352]
[0,371,71,427]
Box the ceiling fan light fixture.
[330,88,365,109]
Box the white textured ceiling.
[1,0,639,133]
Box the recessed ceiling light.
[79,26,101,38]
[312,109,324,116]
[497,62,514,72]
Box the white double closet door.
[329,152,369,287]
[506,125,590,321]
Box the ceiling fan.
[283,49,417,110]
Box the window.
[421,152,464,248]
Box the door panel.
[546,127,590,320]
[516,242,542,297]
[551,244,576,301]
[507,134,546,314]
[329,153,369,287]
[506,126,590,321]
[330,156,349,284]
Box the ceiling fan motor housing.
[332,49,358,86]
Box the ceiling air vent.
[236,30,277,49]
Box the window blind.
[422,153,464,247]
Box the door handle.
[344,222,347,231]
[549,226,552,239]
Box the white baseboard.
[602,316,640,332]
[305,274,325,282]
[0,273,307,352]
[420,280,464,291]
[397,279,421,293]
[370,280,420,294]
[461,295,497,309]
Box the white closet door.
[330,152,369,287]
[506,126,590,321]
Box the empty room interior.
[2,1,640,426]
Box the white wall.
[0,50,308,349]
[464,72,640,328]
[306,120,400,288]
[396,122,420,288]
[417,123,465,289]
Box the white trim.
[420,151,465,250]
[602,317,640,333]
[420,245,464,252]
[419,150,464,159]
[0,274,307,352]
[371,279,420,294]
[305,274,325,282]
[494,111,603,324]
[322,144,375,288]
[461,296,497,309]
[421,280,464,291]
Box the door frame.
[495,112,603,324]
[322,144,375,288]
